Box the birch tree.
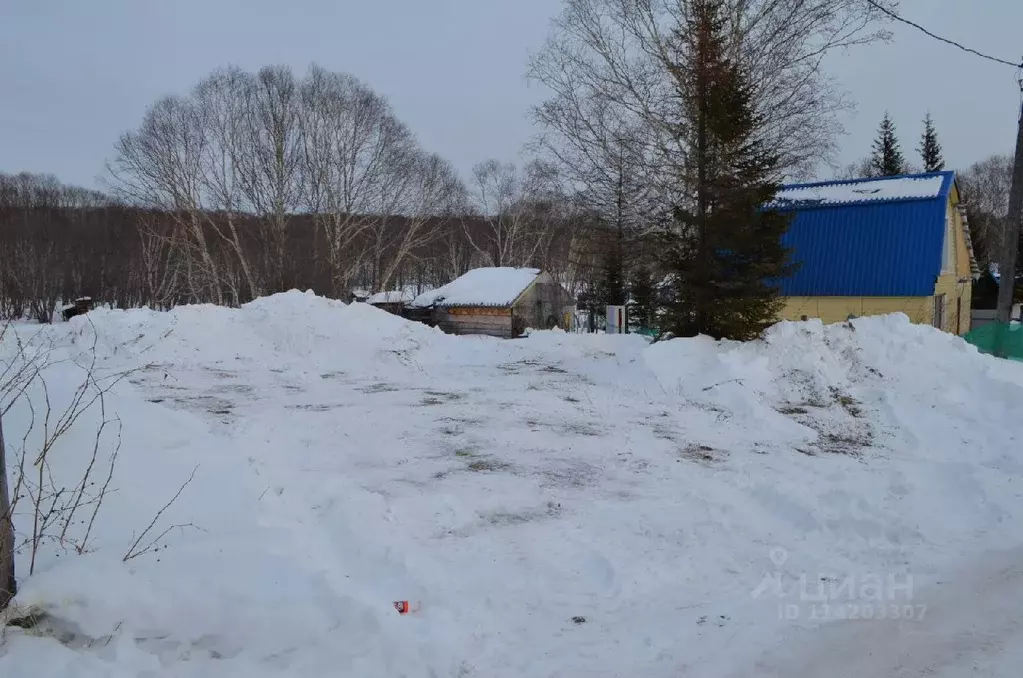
[299,67,403,298]
[194,68,261,301]
[465,160,559,268]
[240,66,304,293]
[110,96,226,304]
[370,152,465,292]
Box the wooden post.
[0,410,16,611]
[995,92,1023,331]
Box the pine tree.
[972,269,1000,310]
[660,0,796,341]
[919,113,944,172]
[870,112,906,177]
[628,265,657,332]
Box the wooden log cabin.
[408,268,575,338]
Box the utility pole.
[994,76,1023,355]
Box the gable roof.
[410,267,541,308]
[772,171,958,297]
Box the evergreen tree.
[870,112,906,177]
[592,238,626,308]
[660,0,796,341]
[919,113,945,172]
[972,269,1000,310]
[628,265,656,331]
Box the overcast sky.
[2,0,1021,189]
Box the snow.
[3,292,1023,677]
[411,267,540,308]
[367,290,413,305]
[774,174,947,206]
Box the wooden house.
[772,171,977,335]
[408,267,575,338]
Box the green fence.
[964,322,1023,362]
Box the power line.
[864,0,1022,69]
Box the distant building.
[61,296,94,322]
[367,290,413,315]
[408,267,575,338]
[349,289,371,304]
[772,171,977,335]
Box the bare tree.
[437,218,474,282]
[528,0,895,185]
[194,67,261,301]
[239,66,305,293]
[0,172,117,323]
[299,67,403,298]
[111,68,299,306]
[370,153,465,292]
[19,63,472,311]
[464,160,559,268]
[960,153,1013,269]
[136,211,182,310]
[0,327,133,576]
[110,96,226,305]
[834,157,875,180]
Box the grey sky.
[1,0,1021,189]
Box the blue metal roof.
[773,171,956,297]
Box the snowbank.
[3,296,1023,677]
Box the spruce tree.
[919,113,945,172]
[660,0,796,341]
[628,265,657,332]
[593,239,626,308]
[870,112,906,176]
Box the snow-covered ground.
[2,290,1023,677]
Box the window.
[941,209,955,274]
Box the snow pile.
[411,267,539,308]
[366,290,413,305]
[58,289,450,373]
[3,296,1023,677]
[774,173,946,206]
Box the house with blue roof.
[771,170,978,335]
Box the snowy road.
[748,547,1023,677]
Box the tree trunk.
[0,410,16,611]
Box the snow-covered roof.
[367,290,413,305]
[773,172,953,208]
[411,267,541,308]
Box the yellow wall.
[779,297,933,325]
[933,274,972,335]
[778,287,971,336]
[938,183,973,335]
